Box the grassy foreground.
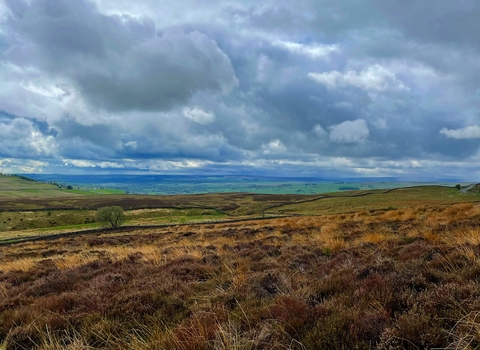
[2,199,480,349]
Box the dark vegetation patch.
[2,201,480,348]
[0,192,311,214]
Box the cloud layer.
[1,0,479,179]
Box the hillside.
[0,174,85,199]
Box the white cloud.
[21,82,69,99]
[0,118,56,157]
[274,41,338,59]
[183,107,216,124]
[262,139,287,154]
[63,159,125,168]
[0,158,48,173]
[313,124,328,137]
[440,125,480,139]
[308,65,408,92]
[329,119,369,143]
[124,141,137,149]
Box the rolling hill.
[0,174,86,198]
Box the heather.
[2,203,480,349]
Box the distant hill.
[0,174,83,199]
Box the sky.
[1,0,480,180]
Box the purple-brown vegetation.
[1,203,480,349]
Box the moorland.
[1,174,480,349]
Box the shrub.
[95,206,125,228]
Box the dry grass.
[444,227,480,246]
[2,201,480,349]
[312,230,346,253]
[0,257,38,272]
[54,253,99,270]
[448,310,480,350]
[360,231,392,245]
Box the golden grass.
[321,222,340,235]
[98,245,164,264]
[134,245,164,265]
[54,253,99,270]
[0,258,38,272]
[360,232,392,245]
[456,245,479,264]
[443,227,480,246]
[422,230,441,244]
[167,246,203,261]
[2,201,480,276]
[303,228,346,253]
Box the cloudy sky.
[1,0,479,179]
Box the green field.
[0,175,127,198]
[0,175,85,198]
[0,207,228,243]
[268,186,476,215]
[65,188,125,195]
[55,180,470,195]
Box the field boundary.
[264,191,377,211]
[382,185,454,194]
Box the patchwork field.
[1,184,477,245]
[26,174,464,195]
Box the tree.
[455,184,461,191]
[95,206,125,228]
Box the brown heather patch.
[2,201,480,348]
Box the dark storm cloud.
[372,0,480,49]
[4,0,238,112]
[49,116,121,160]
[40,110,245,164]
[1,0,480,177]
